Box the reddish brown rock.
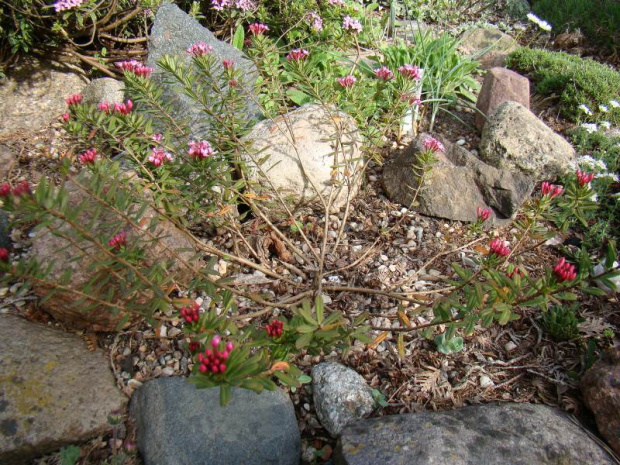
[475,67,530,131]
[582,346,620,455]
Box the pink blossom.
[489,238,510,257]
[148,147,173,167]
[12,181,31,197]
[212,0,255,11]
[373,66,394,81]
[115,60,153,78]
[338,74,357,88]
[541,181,563,198]
[398,64,422,80]
[401,94,421,106]
[423,136,444,153]
[266,319,283,337]
[108,231,127,251]
[229,79,238,87]
[234,0,256,10]
[62,112,70,122]
[222,59,235,70]
[54,0,84,13]
[476,206,492,222]
[343,15,363,33]
[180,302,200,323]
[197,335,233,374]
[553,257,577,282]
[0,248,8,263]
[0,183,11,198]
[187,42,213,57]
[212,0,232,10]
[113,100,133,116]
[188,140,216,160]
[98,102,113,114]
[287,49,309,62]
[79,148,97,165]
[328,0,345,5]
[306,12,323,32]
[65,93,83,106]
[152,133,163,143]
[249,23,269,36]
[576,169,594,187]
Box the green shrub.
[532,0,620,52]
[506,47,620,125]
[540,304,580,341]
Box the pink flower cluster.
[374,66,394,81]
[188,140,216,160]
[108,232,127,251]
[328,0,345,5]
[148,148,173,167]
[489,238,510,257]
[398,64,422,80]
[553,257,577,282]
[152,133,163,143]
[54,0,84,13]
[79,148,97,165]
[249,23,269,36]
[180,302,200,323]
[99,100,134,115]
[265,319,284,338]
[11,181,31,198]
[222,59,235,70]
[115,60,153,78]
[212,0,256,11]
[66,94,83,106]
[306,12,323,32]
[287,49,309,62]
[338,74,357,88]
[476,206,492,222]
[197,335,234,374]
[576,169,594,187]
[343,15,363,33]
[541,181,563,198]
[187,42,213,57]
[0,248,8,263]
[423,136,444,153]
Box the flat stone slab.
[130,377,301,465]
[335,403,617,465]
[0,315,127,463]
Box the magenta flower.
[489,238,510,257]
[249,23,269,36]
[0,183,11,198]
[187,42,213,57]
[148,147,173,167]
[198,335,233,374]
[54,0,84,13]
[222,59,235,70]
[287,49,309,62]
[306,12,323,32]
[338,74,357,88]
[12,181,31,197]
[113,100,133,116]
[373,66,394,81]
[575,169,594,187]
[79,148,97,165]
[541,181,563,198]
[61,112,70,122]
[265,319,284,338]
[553,257,577,282]
[65,93,83,106]
[423,136,444,153]
[115,60,153,78]
[398,64,422,80]
[108,231,127,251]
[180,302,200,323]
[98,102,113,114]
[343,15,363,33]
[188,140,216,160]
[0,248,8,263]
[476,206,492,222]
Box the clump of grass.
[506,47,620,125]
[532,0,620,52]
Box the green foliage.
[506,47,620,125]
[540,304,580,341]
[396,0,497,24]
[532,0,620,52]
[59,445,82,465]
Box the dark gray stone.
[335,403,617,465]
[312,363,376,437]
[0,315,127,464]
[382,134,534,222]
[146,4,261,140]
[130,377,301,465]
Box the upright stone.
[147,4,261,140]
[130,377,301,465]
[459,27,519,70]
[0,315,126,463]
[475,68,530,131]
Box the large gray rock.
[459,27,519,70]
[312,362,376,437]
[146,3,261,140]
[475,68,530,131]
[0,314,127,464]
[335,403,617,465]
[480,101,576,182]
[0,59,88,137]
[82,77,125,105]
[241,104,364,214]
[130,377,300,465]
[383,134,534,222]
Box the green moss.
[506,47,620,125]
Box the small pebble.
[162,367,175,377]
[504,341,517,352]
[480,375,494,388]
[456,139,466,146]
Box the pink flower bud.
[225,341,234,352]
[489,238,510,257]
[0,248,8,263]
[211,335,221,348]
[199,364,207,373]
[62,112,70,122]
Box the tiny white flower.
[600,121,611,130]
[610,100,620,108]
[578,104,593,115]
[593,260,620,293]
[599,104,609,112]
[538,20,552,31]
[580,123,598,133]
[590,192,598,202]
[595,172,619,182]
